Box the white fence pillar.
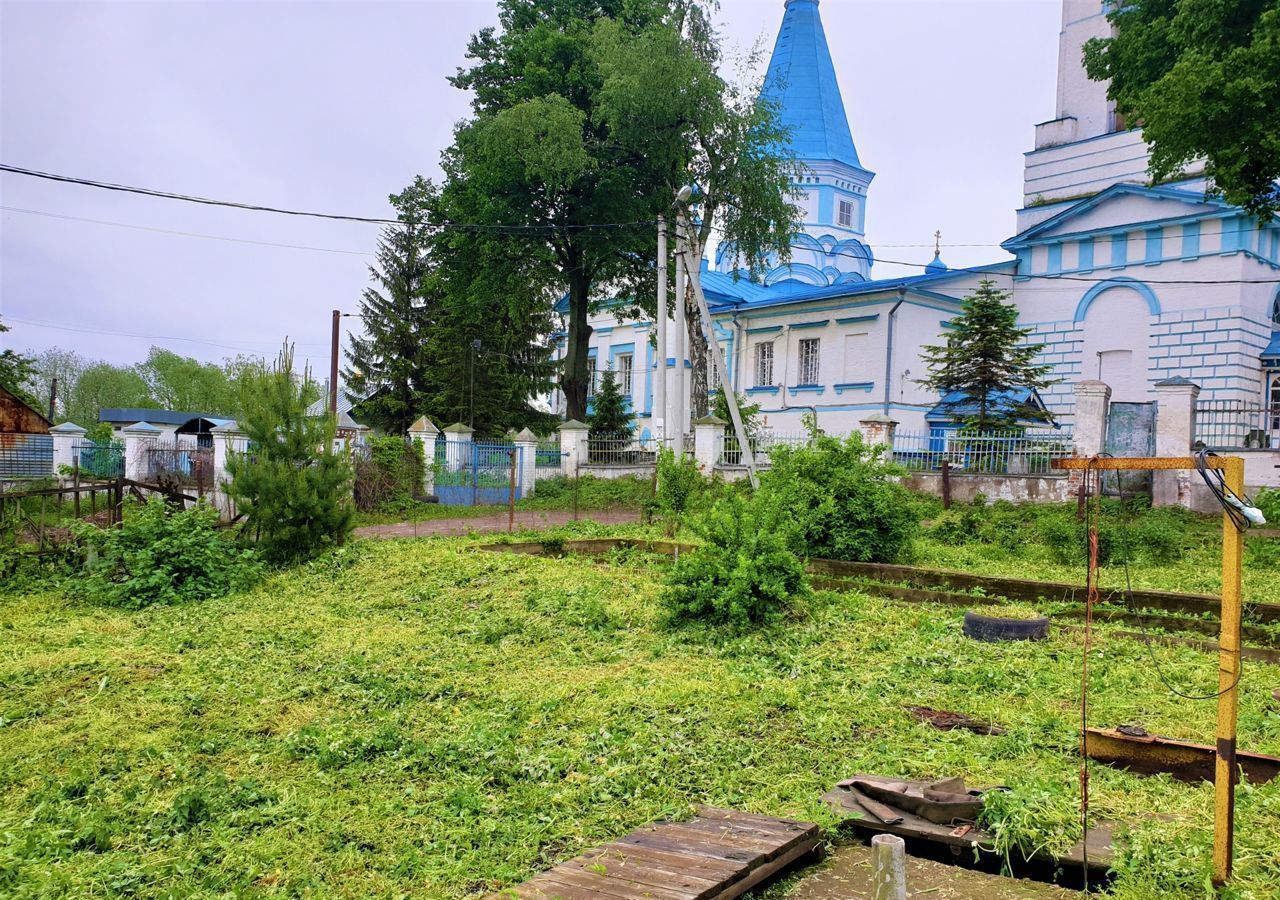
[514,428,538,498]
[122,421,161,482]
[692,415,724,474]
[50,422,87,475]
[408,416,439,496]
[1154,377,1201,508]
[559,419,589,477]
[1069,380,1112,498]
[859,413,898,448]
[210,422,245,520]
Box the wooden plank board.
[488,808,821,899]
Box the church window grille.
[1271,290,1280,326]
[755,342,774,387]
[838,200,853,228]
[798,338,821,385]
[587,357,598,394]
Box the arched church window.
[1271,288,1280,326]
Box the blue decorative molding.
[836,314,879,325]
[595,326,614,336]
[790,319,830,330]
[746,325,784,335]
[1078,238,1094,271]
[789,384,826,395]
[1182,221,1200,257]
[1047,243,1062,274]
[1073,277,1161,322]
[834,382,875,394]
[1144,228,1163,265]
[1110,233,1127,268]
[746,386,781,396]
[941,319,960,330]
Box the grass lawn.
[3,534,1280,898]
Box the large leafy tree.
[1083,0,1280,218]
[918,281,1056,430]
[344,178,436,435]
[137,347,236,415]
[442,0,798,422]
[25,347,87,421]
[66,362,155,427]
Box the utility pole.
[329,309,341,418]
[48,377,57,421]
[655,216,668,443]
[673,218,687,450]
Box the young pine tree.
[919,280,1056,430]
[227,344,354,564]
[588,367,634,437]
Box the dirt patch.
[787,844,1080,899]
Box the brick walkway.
[354,508,641,539]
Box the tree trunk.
[686,293,709,419]
[562,268,593,422]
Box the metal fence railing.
[893,428,1074,475]
[533,438,563,480]
[586,432,662,466]
[144,439,215,491]
[718,431,810,466]
[0,434,53,480]
[73,440,124,479]
[1194,400,1279,450]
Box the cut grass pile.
[2,536,1279,898]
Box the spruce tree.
[344,178,435,435]
[227,344,353,564]
[589,368,634,436]
[919,280,1056,430]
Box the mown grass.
[2,536,1279,899]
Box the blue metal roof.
[1262,331,1280,361]
[761,0,861,169]
[926,388,1056,425]
[99,408,232,428]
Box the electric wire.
[0,163,658,233]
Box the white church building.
[551,0,1280,453]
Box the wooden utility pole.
[329,309,341,418]
[48,377,58,421]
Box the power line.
[5,315,330,354]
[0,163,657,233]
[1,205,375,256]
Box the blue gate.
[73,441,125,479]
[434,440,523,506]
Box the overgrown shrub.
[655,447,704,536]
[354,436,424,511]
[73,498,260,608]
[662,496,808,630]
[522,474,653,510]
[757,430,918,563]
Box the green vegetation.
[71,498,260,609]
[226,345,353,564]
[655,447,704,536]
[1084,0,1280,219]
[587,368,633,437]
[662,495,808,630]
[2,535,1278,897]
[760,430,919,563]
[354,436,426,513]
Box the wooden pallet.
[489,807,822,899]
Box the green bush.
[354,436,424,512]
[522,474,652,510]
[662,496,808,630]
[655,447,704,536]
[757,430,918,563]
[73,498,261,609]
[1255,487,1280,526]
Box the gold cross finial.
[934,230,942,256]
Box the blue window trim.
[1078,238,1094,271]
[834,382,875,394]
[1073,277,1161,322]
[940,320,960,330]
[746,325,784,335]
[836,314,879,325]
[1047,243,1063,274]
[1182,221,1201,258]
[789,384,826,395]
[1110,233,1128,268]
[746,386,780,396]
[1144,228,1163,265]
[595,326,614,336]
[790,319,830,330]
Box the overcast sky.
[1,0,1062,372]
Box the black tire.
[963,609,1050,642]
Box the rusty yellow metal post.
[1213,455,1245,887]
